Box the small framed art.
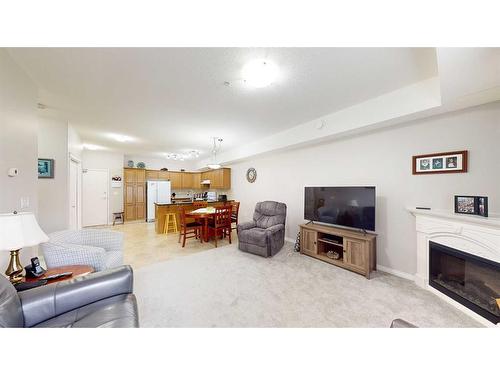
[412,150,468,175]
[454,195,488,217]
[38,158,54,178]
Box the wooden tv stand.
[299,223,377,279]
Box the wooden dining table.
[185,207,217,242]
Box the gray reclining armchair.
[237,201,287,257]
[0,266,138,328]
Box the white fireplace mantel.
[407,208,500,326]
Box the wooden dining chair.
[191,201,208,225]
[230,201,240,230]
[178,207,203,247]
[207,206,232,248]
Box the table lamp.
[0,211,49,283]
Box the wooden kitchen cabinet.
[124,168,137,183]
[123,168,147,222]
[192,173,202,188]
[169,171,182,189]
[200,168,231,189]
[146,170,159,180]
[136,169,146,184]
[158,171,170,180]
[181,172,194,189]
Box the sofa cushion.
[34,294,139,328]
[238,227,268,247]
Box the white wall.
[68,124,83,159]
[228,102,500,276]
[0,49,39,271]
[83,150,124,223]
[37,116,69,233]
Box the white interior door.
[82,169,109,226]
[69,156,82,230]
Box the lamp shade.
[0,212,48,250]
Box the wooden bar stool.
[163,213,178,234]
[112,211,124,225]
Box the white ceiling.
[8,48,437,158]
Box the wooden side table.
[24,265,94,285]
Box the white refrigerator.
[147,180,171,222]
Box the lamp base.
[5,249,23,284]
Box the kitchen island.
[154,201,234,234]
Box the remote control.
[41,271,73,281]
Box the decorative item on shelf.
[294,231,301,252]
[38,158,54,178]
[127,160,134,168]
[0,211,49,284]
[454,195,488,217]
[412,150,468,175]
[326,250,340,260]
[181,169,185,172]
[136,162,146,169]
[160,168,168,171]
[246,167,257,183]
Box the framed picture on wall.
[412,150,468,175]
[38,158,54,178]
[454,195,488,217]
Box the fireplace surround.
[409,208,500,326]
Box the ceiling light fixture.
[207,137,223,169]
[164,150,200,161]
[83,143,106,151]
[108,133,133,142]
[242,59,279,88]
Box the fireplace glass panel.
[429,241,500,324]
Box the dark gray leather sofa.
[0,265,139,328]
[237,201,287,257]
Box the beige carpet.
[134,243,482,327]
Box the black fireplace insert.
[429,241,500,324]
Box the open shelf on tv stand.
[299,222,377,279]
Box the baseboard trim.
[284,237,295,244]
[376,264,415,281]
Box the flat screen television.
[304,186,376,231]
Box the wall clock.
[246,168,257,183]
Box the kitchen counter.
[154,200,234,234]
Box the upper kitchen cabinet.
[201,168,231,189]
[192,172,202,188]
[169,171,182,189]
[158,170,170,180]
[146,170,159,180]
[181,172,194,189]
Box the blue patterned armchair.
[40,229,124,272]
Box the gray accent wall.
[0,50,39,270]
[228,101,500,277]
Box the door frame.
[68,153,82,230]
[82,168,110,226]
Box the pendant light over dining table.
[207,137,223,169]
